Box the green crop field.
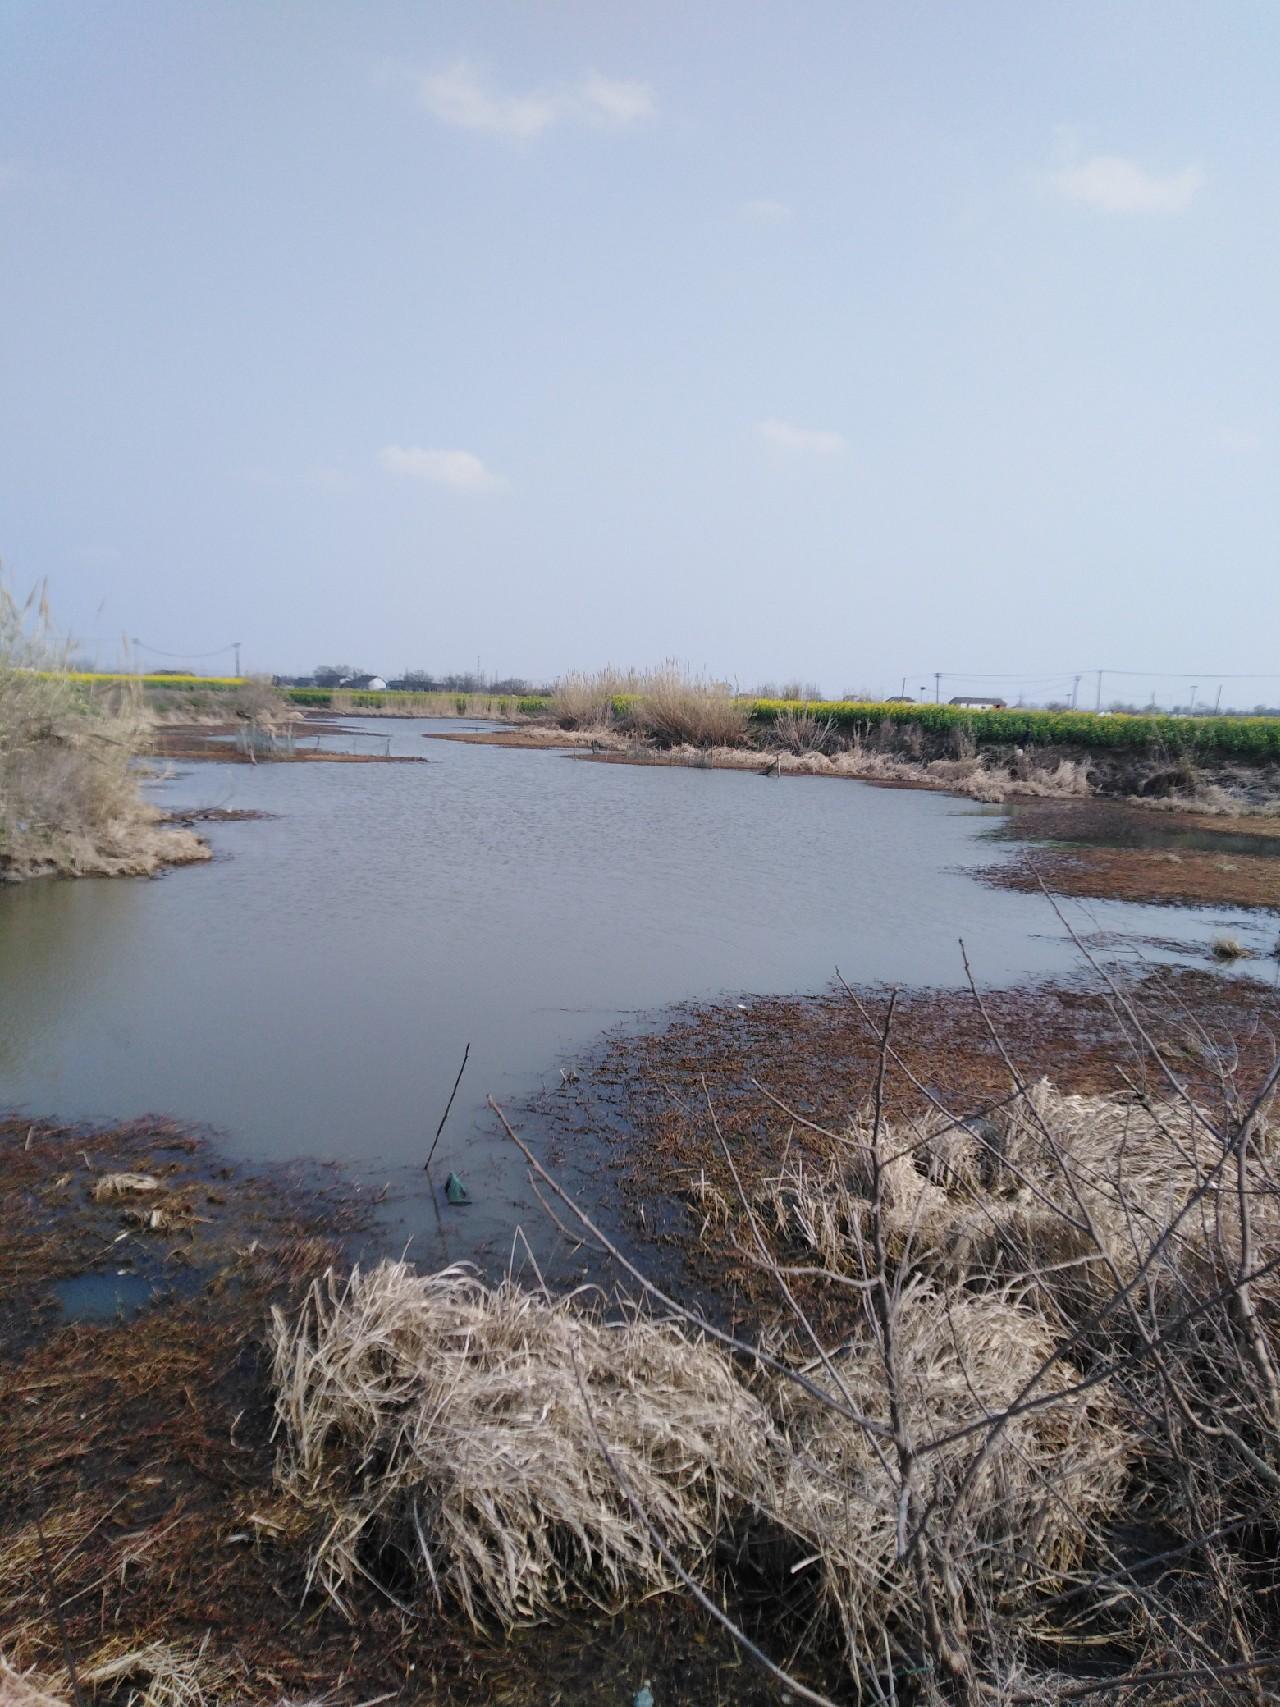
[746,700,1280,758]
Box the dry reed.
[0,1643,231,1707]
[0,583,207,881]
[270,1263,780,1624]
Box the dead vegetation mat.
[0,1119,780,1707]
[539,968,1280,1326]
[986,845,1280,911]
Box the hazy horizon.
[2,3,1277,704]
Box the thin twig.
[425,1042,471,1171]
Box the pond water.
[1,719,1272,1267]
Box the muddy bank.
[0,818,210,885]
[532,966,1280,1320]
[152,722,427,763]
[987,842,1280,911]
[423,725,605,749]
[979,798,1280,913]
[443,716,1280,811]
[0,1115,781,1707]
[159,805,276,826]
[9,957,1280,1703]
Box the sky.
[1,2,1277,704]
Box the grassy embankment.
[0,606,209,882]
[528,668,1280,808]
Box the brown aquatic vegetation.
[987,844,1280,911]
[150,723,425,765]
[627,664,747,748]
[422,722,627,751]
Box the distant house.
[885,695,916,703]
[948,695,1006,709]
[342,674,388,691]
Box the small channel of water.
[1,719,1272,1269]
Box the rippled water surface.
[2,719,1270,1260]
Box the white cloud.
[755,418,846,456]
[417,62,654,139]
[742,198,793,224]
[379,444,502,493]
[1049,154,1205,214]
[418,63,558,138]
[579,72,655,127]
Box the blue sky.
[2,2,1276,703]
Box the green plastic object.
[444,1171,470,1205]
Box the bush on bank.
[1,605,208,880]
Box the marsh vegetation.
[7,965,1280,1705]
[0,588,207,882]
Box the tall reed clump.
[548,667,642,730]
[628,661,747,748]
[549,664,747,746]
[0,582,207,881]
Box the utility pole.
[900,676,907,697]
[1214,684,1222,714]
[234,641,242,679]
[1071,673,1081,709]
[1094,669,1103,712]
[934,671,941,704]
[1189,685,1197,713]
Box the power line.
[1096,667,1280,680]
[131,638,240,660]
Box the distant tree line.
[293,665,551,694]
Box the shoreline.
[152,720,427,763]
[528,963,1280,1320]
[423,722,1280,914]
[8,960,1280,1701]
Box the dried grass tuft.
[80,1641,231,1707]
[0,1658,67,1707]
[270,1262,780,1624]
[757,1080,1280,1320]
[269,1259,1134,1682]
[90,1172,162,1201]
[628,663,746,748]
[775,1280,1130,1663]
[548,667,641,729]
[0,1642,232,1707]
